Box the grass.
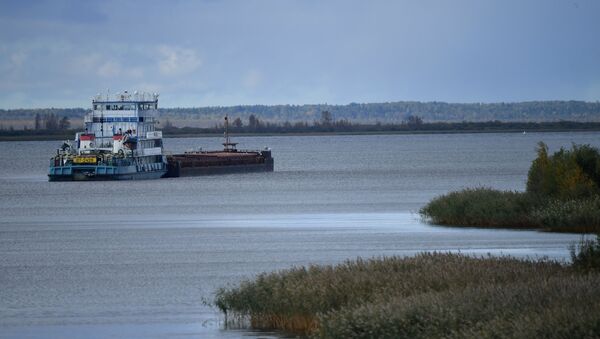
[214,253,600,337]
[532,196,600,233]
[318,274,600,338]
[418,188,537,228]
[419,187,600,233]
[570,235,600,272]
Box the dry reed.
[214,253,592,337]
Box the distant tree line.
[160,111,600,135]
[33,113,71,130]
[2,101,600,129]
[0,108,86,121]
[157,100,600,123]
[2,111,600,141]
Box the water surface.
[1,132,598,338]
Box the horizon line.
[2,99,600,111]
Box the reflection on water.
[1,132,599,338]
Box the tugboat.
[48,91,168,181]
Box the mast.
[225,115,230,146]
[100,110,104,146]
[222,115,237,152]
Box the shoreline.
[2,126,600,142]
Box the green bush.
[527,142,600,199]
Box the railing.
[93,91,158,103]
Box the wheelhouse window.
[138,103,158,110]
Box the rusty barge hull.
[164,150,273,177]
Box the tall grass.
[419,188,600,233]
[419,188,538,228]
[570,235,600,272]
[531,196,600,233]
[215,253,585,336]
[319,275,600,338]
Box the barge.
[165,116,274,177]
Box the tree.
[44,113,59,130]
[248,114,260,129]
[320,110,332,126]
[232,117,243,128]
[34,113,42,130]
[58,116,71,130]
[405,114,423,126]
[527,142,600,199]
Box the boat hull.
[48,164,167,181]
[165,162,273,177]
[164,151,274,177]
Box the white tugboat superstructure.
[48,91,168,181]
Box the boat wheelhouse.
[48,91,167,181]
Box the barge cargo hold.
[165,149,273,177]
[164,115,274,177]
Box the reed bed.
[318,275,600,338]
[419,188,600,233]
[214,253,589,337]
[570,235,600,272]
[419,188,537,228]
[532,196,600,233]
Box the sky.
[0,0,599,108]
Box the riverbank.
[215,252,600,338]
[3,120,600,141]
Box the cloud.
[242,69,263,90]
[97,60,120,78]
[157,45,202,76]
[1,1,600,108]
[72,54,144,79]
[9,51,27,67]
[0,50,27,77]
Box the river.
[1,132,598,338]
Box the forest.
[1,100,600,131]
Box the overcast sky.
[0,0,599,108]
